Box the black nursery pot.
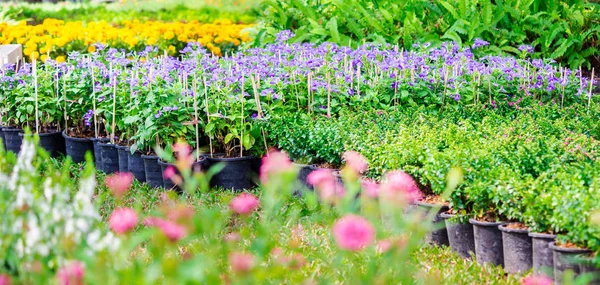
[550,242,592,284]
[440,212,475,259]
[115,145,129,173]
[98,142,119,174]
[91,138,109,170]
[529,231,556,278]
[62,131,93,163]
[4,128,24,154]
[205,155,257,191]
[580,258,600,285]
[416,201,450,247]
[19,131,66,158]
[499,224,533,274]
[469,219,505,267]
[127,150,146,182]
[292,163,315,194]
[142,155,162,188]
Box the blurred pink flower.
[105,172,133,198]
[229,252,255,273]
[108,208,138,234]
[57,261,85,285]
[229,193,260,215]
[521,275,553,285]
[173,142,192,158]
[163,165,177,179]
[260,149,293,183]
[224,232,240,244]
[332,214,375,251]
[155,218,187,242]
[342,151,368,174]
[380,171,422,204]
[0,274,11,285]
[307,169,335,187]
[361,179,380,198]
[376,239,393,253]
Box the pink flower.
[155,218,187,242]
[332,214,376,251]
[108,208,138,234]
[105,172,133,198]
[163,165,177,180]
[229,252,255,273]
[229,193,260,215]
[0,274,11,285]
[521,275,553,285]
[376,239,393,253]
[224,232,241,244]
[56,261,85,285]
[173,142,192,158]
[342,151,368,174]
[361,179,380,198]
[380,171,422,204]
[307,169,335,188]
[260,149,292,183]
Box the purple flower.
[472,38,489,49]
[518,45,534,54]
[276,30,295,42]
[155,111,163,119]
[251,113,258,120]
[453,94,461,101]
[83,110,93,127]
[98,95,105,102]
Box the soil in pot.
[98,142,119,174]
[550,242,592,284]
[116,145,129,173]
[62,130,93,163]
[127,150,146,182]
[142,155,162,188]
[20,130,66,158]
[416,199,450,247]
[499,223,532,274]
[4,128,24,154]
[529,231,556,278]
[470,218,505,267]
[440,211,475,259]
[91,138,109,170]
[205,154,257,191]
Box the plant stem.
[33,53,39,134]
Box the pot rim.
[528,231,556,239]
[498,224,529,234]
[469,218,505,227]
[2,128,23,133]
[115,145,129,150]
[206,154,256,162]
[90,137,110,143]
[97,142,117,148]
[549,242,592,254]
[439,210,469,220]
[415,201,450,212]
[141,154,159,160]
[19,130,64,137]
[62,130,93,142]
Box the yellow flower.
[88,45,96,53]
[164,31,175,40]
[40,54,49,62]
[56,56,66,63]
[168,45,176,54]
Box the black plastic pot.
[158,157,205,191]
[91,138,109,170]
[127,150,146,182]
[19,131,66,158]
[142,155,162,188]
[499,224,532,274]
[416,201,450,247]
[116,145,129,173]
[550,242,592,284]
[440,212,475,259]
[294,163,314,193]
[98,143,119,174]
[0,127,7,150]
[580,258,600,285]
[470,219,505,267]
[62,131,93,163]
[4,128,24,154]
[205,155,257,190]
[529,231,556,278]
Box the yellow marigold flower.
[88,45,96,53]
[40,54,49,62]
[168,45,176,53]
[164,31,175,40]
[56,56,66,63]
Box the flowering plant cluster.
[0,18,252,61]
[0,137,457,284]
[0,32,595,154]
